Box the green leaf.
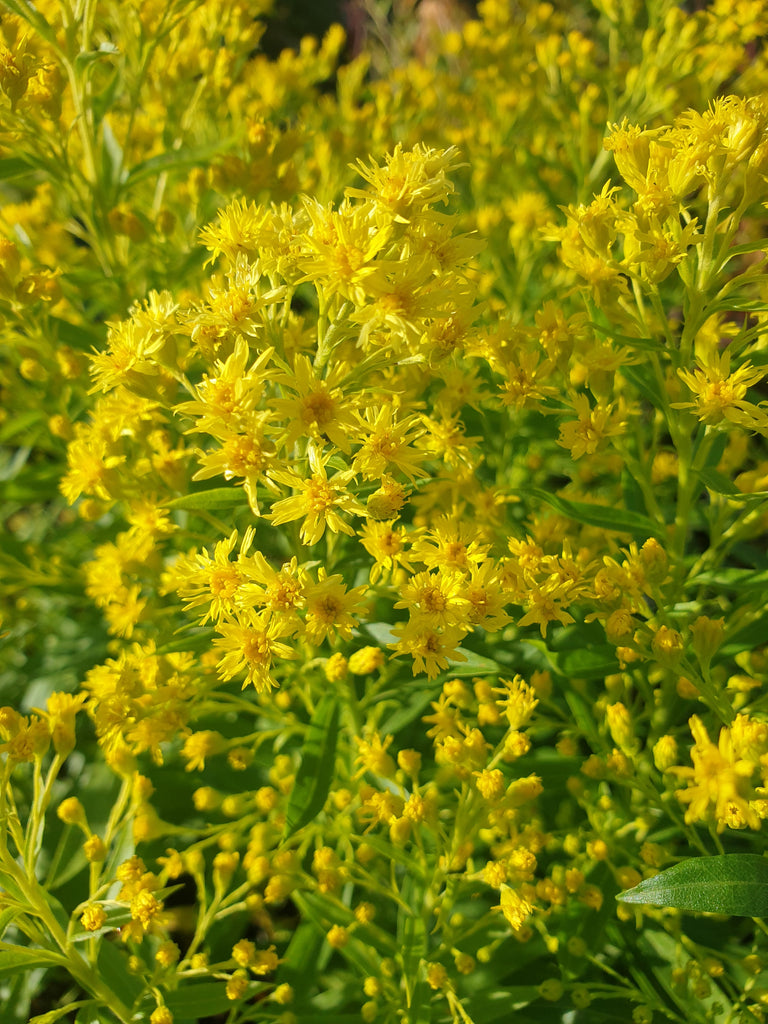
[636,927,730,1023]
[590,323,665,353]
[297,891,397,958]
[695,467,739,495]
[0,948,65,974]
[164,488,248,510]
[155,627,215,655]
[126,139,239,188]
[513,487,659,538]
[687,567,768,591]
[723,611,768,655]
[0,157,35,181]
[166,983,234,1017]
[42,890,71,937]
[617,854,768,916]
[49,316,105,352]
[74,42,119,73]
[719,238,768,261]
[552,644,619,679]
[0,411,46,444]
[379,683,438,735]
[350,832,425,874]
[620,365,667,409]
[447,647,502,676]
[281,920,325,982]
[96,938,143,1012]
[283,693,340,836]
[30,999,93,1024]
[74,1009,113,1024]
[564,689,601,747]
[0,906,18,938]
[100,116,125,190]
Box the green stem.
[681,659,735,726]
[314,301,353,372]
[0,855,134,1022]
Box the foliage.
[3,1,768,1023]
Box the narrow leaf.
[590,323,665,352]
[696,467,739,495]
[283,693,340,836]
[96,938,143,1011]
[514,487,659,538]
[688,567,768,591]
[74,43,119,73]
[553,645,619,679]
[155,627,215,655]
[620,365,666,409]
[166,983,234,1017]
[164,487,248,510]
[0,157,34,181]
[126,140,238,187]
[617,854,768,916]
[0,948,65,974]
[380,685,438,735]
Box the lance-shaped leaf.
[513,487,660,538]
[617,854,768,917]
[164,487,248,510]
[283,692,340,837]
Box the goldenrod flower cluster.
[3,1,768,1022]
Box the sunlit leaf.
[283,692,340,836]
[617,854,768,916]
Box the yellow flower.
[410,516,489,572]
[394,568,470,629]
[198,198,279,265]
[354,732,396,779]
[41,691,87,757]
[268,445,366,546]
[366,476,408,521]
[347,143,461,225]
[622,213,701,284]
[671,715,760,831]
[191,415,278,515]
[463,562,512,632]
[352,404,427,481]
[181,731,225,772]
[390,618,467,679]
[675,348,768,432]
[498,347,558,410]
[517,577,576,638]
[297,197,392,304]
[348,646,385,674]
[214,610,296,692]
[417,410,481,471]
[80,904,107,932]
[130,889,163,933]
[498,884,534,931]
[174,527,257,624]
[238,553,306,630]
[270,354,360,454]
[557,393,625,460]
[358,519,413,583]
[496,676,538,730]
[303,570,367,646]
[60,425,127,504]
[175,339,275,435]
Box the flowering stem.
[0,853,134,1022]
[314,301,353,372]
[682,659,735,726]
